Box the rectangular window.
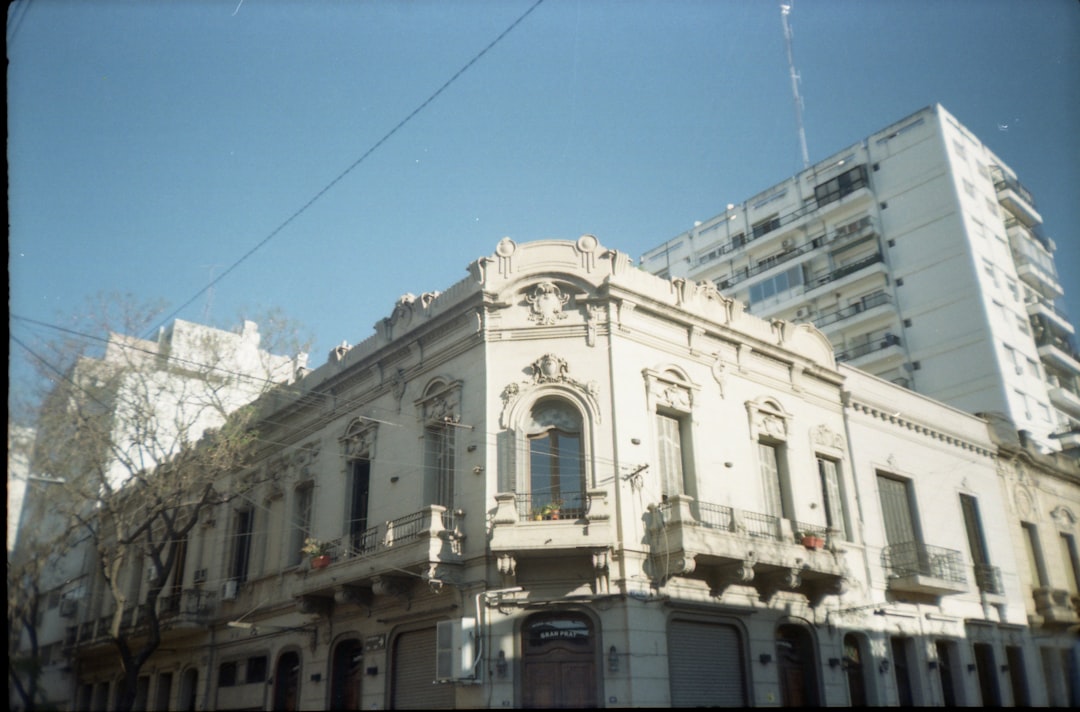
[656,413,686,499]
[877,474,918,546]
[155,672,173,712]
[425,424,456,509]
[1016,315,1031,335]
[230,510,253,583]
[984,261,998,287]
[816,457,847,540]
[963,179,976,198]
[1021,522,1049,586]
[1061,533,1080,596]
[751,214,781,239]
[758,442,792,521]
[247,656,268,684]
[290,484,313,567]
[985,197,999,216]
[813,164,869,207]
[349,460,372,554]
[219,661,238,688]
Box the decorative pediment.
[416,379,463,425]
[1050,505,1077,530]
[746,397,791,441]
[643,366,699,414]
[811,424,845,451]
[341,418,379,460]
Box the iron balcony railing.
[993,172,1037,209]
[655,499,782,542]
[329,505,461,560]
[881,541,967,584]
[813,291,893,329]
[836,333,901,362]
[512,492,588,522]
[804,252,885,292]
[973,563,1005,596]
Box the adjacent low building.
[49,237,1077,709]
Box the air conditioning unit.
[222,579,239,601]
[193,569,208,584]
[435,618,477,682]
[59,599,77,618]
[782,238,794,250]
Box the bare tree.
[15,294,309,712]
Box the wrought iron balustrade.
[881,541,966,584]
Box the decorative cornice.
[846,400,994,457]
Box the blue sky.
[9,0,1079,389]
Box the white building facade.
[53,238,1076,709]
[640,104,1080,453]
[9,319,305,712]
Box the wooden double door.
[522,613,597,709]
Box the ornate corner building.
[21,235,1077,710]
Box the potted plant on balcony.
[302,538,332,569]
[541,500,564,521]
[800,531,825,550]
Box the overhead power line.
[146,0,548,340]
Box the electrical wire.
[145,0,548,340]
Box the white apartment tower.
[641,104,1079,451]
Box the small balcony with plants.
[645,495,848,605]
[296,504,466,605]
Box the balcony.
[1026,296,1074,336]
[881,541,967,596]
[813,291,895,331]
[297,505,465,603]
[490,489,612,553]
[1049,384,1080,420]
[645,495,848,606]
[973,563,1005,598]
[1032,586,1080,627]
[1036,331,1080,373]
[993,170,1042,226]
[835,333,904,370]
[1005,216,1053,252]
[157,588,214,633]
[804,252,886,295]
[1012,246,1063,298]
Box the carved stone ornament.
[811,424,845,450]
[525,281,571,325]
[661,384,693,410]
[342,419,378,460]
[1050,505,1077,530]
[757,413,787,440]
[532,354,570,384]
[390,368,407,402]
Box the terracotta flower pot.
[801,535,824,550]
[311,555,331,569]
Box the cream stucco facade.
[36,237,1077,710]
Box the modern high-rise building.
[640,104,1079,452]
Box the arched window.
[527,399,585,519]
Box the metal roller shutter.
[391,627,455,710]
[668,620,747,707]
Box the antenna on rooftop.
[780,2,810,169]
[200,264,220,324]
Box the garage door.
[668,619,747,707]
[391,627,455,709]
